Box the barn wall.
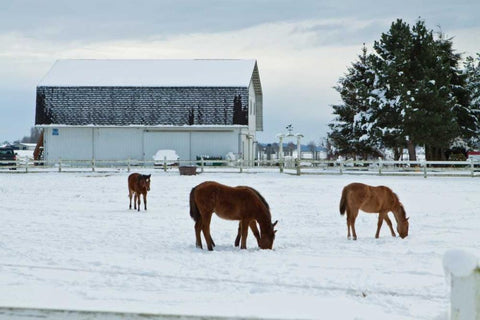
[248,79,257,135]
[191,131,240,160]
[94,128,143,161]
[144,131,191,161]
[44,127,93,161]
[42,127,246,162]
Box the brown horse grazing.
[190,181,277,250]
[339,182,409,240]
[128,173,151,211]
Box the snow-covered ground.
[1,171,479,319]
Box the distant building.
[13,142,37,150]
[35,59,263,162]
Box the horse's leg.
[129,189,133,210]
[234,222,241,247]
[240,220,250,249]
[249,220,261,246]
[136,192,141,212]
[350,209,358,240]
[201,213,214,251]
[195,219,203,249]
[383,213,396,237]
[143,192,147,210]
[346,212,351,239]
[346,207,353,239]
[133,193,138,210]
[375,212,385,238]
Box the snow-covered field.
[1,171,479,319]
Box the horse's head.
[259,220,278,249]
[396,205,409,238]
[142,174,151,191]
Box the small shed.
[35,59,263,163]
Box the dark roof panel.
[36,86,249,126]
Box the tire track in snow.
[1,263,445,301]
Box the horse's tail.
[189,186,200,222]
[339,187,347,215]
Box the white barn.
[35,59,263,163]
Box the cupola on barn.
[35,59,263,163]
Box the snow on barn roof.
[38,59,257,87]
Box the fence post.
[340,160,344,175]
[443,249,480,320]
[25,158,29,173]
[470,159,474,177]
[163,156,167,172]
[239,159,243,173]
[58,158,62,172]
[127,158,131,172]
[295,158,301,176]
[92,158,95,172]
[378,158,383,176]
[279,159,284,173]
[423,161,427,178]
[201,157,204,173]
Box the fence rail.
[1,158,479,177]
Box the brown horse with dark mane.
[190,181,277,250]
[339,182,409,240]
[128,173,151,211]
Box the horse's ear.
[274,230,277,234]
[406,217,409,221]
[147,174,151,178]
[272,220,278,228]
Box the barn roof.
[36,59,263,130]
[38,59,257,87]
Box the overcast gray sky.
[1,0,479,143]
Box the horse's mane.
[246,186,271,219]
[392,191,407,219]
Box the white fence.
[0,306,256,320]
[1,158,479,177]
[443,250,480,320]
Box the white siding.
[94,128,143,161]
[143,131,190,162]
[248,79,257,135]
[191,131,239,160]
[44,127,93,161]
[42,126,246,162]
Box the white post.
[278,135,284,173]
[295,158,301,176]
[378,157,383,176]
[470,158,475,178]
[296,135,302,162]
[443,250,480,320]
[163,156,167,172]
[127,158,131,172]
[278,136,284,163]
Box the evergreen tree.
[462,54,480,147]
[329,44,380,159]
[372,19,463,160]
